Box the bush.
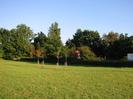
[79,46,97,61]
[0,48,3,58]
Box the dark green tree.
[0,24,33,59]
[0,28,15,59]
[101,32,133,60]
[65,39,75,48]
[34,32,47,64]
[66,29,101,57]
[102,32,119,59]
[34,32,47,48]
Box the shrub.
[79,46,96,61]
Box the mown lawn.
[0,59,133,99]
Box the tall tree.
[34,32,47,64]
[102,32,119,59]
[46,22,63,65]
[0,28,15,59]
[47,22,63,57]
[13,24,33,57]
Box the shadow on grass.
[15,57,133,68]
[68,60,133,68]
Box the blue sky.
[0,0,133,43]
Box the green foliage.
[14,24,33,56]
[112,35,133,59]
[79,46,97,61]
[33,32,47,60]
[34,32,47,49]
[66,38,75,48]
[103,31,119,43]
[0,24,33,59]
[32,23,63,64]
[66,30,133,60]
[0,59,133,99]
[66,29,101,57]
[102,32,133,60]
[0,47,2,58]
[0,28,15,59]
[48,22,61,41]
[64,46,101,64]
[71,29,100,47]
[46,22,63,57]
[0,23,133,61]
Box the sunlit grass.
[0,59,133,99]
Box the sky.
[0,0,133,43]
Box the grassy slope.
[0,59,133,99]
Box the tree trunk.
[42,59,44,64]
[57,56,59,66]
[65,54,67,66]
[37,57,39,64]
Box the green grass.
[0,59,133,99]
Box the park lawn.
[0,59,133,99]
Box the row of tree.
[0,22,133,65]
[66,29,133,60]
[0,24,33,59]
[0,22,64,64]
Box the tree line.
[0,22,133,65]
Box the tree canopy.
[0,22,133,63]
[0,24,33,59]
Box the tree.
[63,46,69,66]
[35,48,43,64]
[33,32,47,64]
[101,32,119,59]
[47,22,63,61]
[0,28,15,59]
[34,32,47,48]
[72,29,100,47]
[101,32,133,60]
[111,35,133,60]
[103,31,119,44]
[66,29,101,56]
[0,24,33,59]
[127,36,133,53]
[0,35,2,57]
[66,39,75,48]
[15,24,33,56]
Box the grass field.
[0,59,133,99]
